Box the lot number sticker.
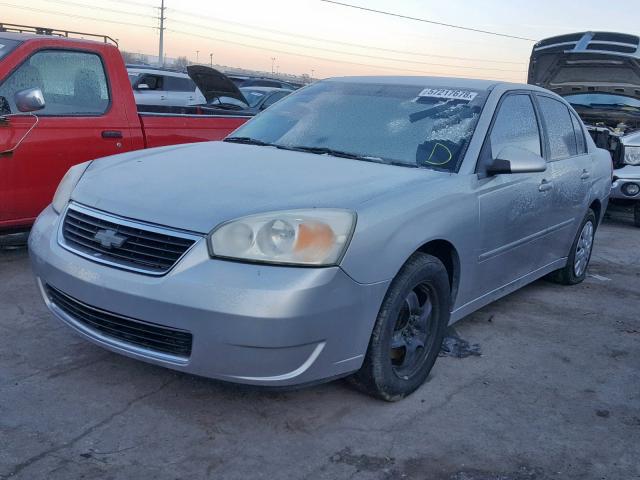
[417,88,477,101]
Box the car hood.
[186,65,248,105]
[72,142,445,233]
[528,31,640,99]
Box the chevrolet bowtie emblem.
[94,228,127,249]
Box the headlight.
[208,209,356,266]
[624,146,640,166]
[52,161,91,214]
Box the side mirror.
[14,87,45,113]
[136,83,150,90]
[487,146,547,175]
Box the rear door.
[164,75,200,106]
[535,95,591,258]
[472,92,554,298]
[0,46,134,229]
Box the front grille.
[46,284,193,358]
[61,205,198,274]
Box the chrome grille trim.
[58,203,202,275]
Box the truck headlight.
[52,161,91,214]
[208,209,356,266]
[624,146,640,166]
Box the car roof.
[0,32,108,47]
[324,76,551,93]
[127,67,190,78]
[239,86,289,93]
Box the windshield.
[240,88,267,107]
[0,38,21,61]
[565,93,640,110]
[229,81,487,172]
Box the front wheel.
[350,253,450,401]
[547,210,596,285]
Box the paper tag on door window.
[416,88,477,102]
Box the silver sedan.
[30,77,612,400]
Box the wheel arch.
[416,239,461,305]
[589,198,602,226]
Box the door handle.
[101,130,123,139]
[580,169,590,180]
[538,179,553,192]
[160,95,167,100]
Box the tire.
[547,210,596,285]
[0,232,29,250]
[634,202,640,228]
[350,253,451,401]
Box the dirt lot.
[1,206,638,480]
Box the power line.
[168,18,525,73]
[168,8,527,65]
[319,0,537,42]
[103,0,158,8]
[46,0,155,18]
[0,2,155,29]
[168,28,521,81]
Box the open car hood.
[186,65,247,104]
[528,31,640,100]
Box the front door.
[0,47,133,229]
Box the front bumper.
[29,206,389,386]
[611,166,640,201]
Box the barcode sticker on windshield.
[417,88,477,101]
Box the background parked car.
[127,65,207,107]
[237,87,291,113]
[226,73,300,90]
[528,31,640,226]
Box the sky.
[2,0,639,81]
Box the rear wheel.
[350,253,450,401]
[547,210,596,285]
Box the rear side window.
[570,113,587,154]
[489,94,541,158]
[0,49,109,115]
[537,96,577,160]
[164,76,196,92]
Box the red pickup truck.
[0,28,250,232]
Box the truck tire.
[350,253,450,401]
[547,210,596,285]
[0,232,29,250]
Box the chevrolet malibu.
[29,77,612,400]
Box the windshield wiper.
[277,145,385,161]
[224,136,275,146]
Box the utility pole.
[196,50,199,63]
[271,57,276,74]
[209,52,213,67]
[158,0,166,66]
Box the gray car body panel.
[31,77,612,386]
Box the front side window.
[230,81,488,172]
[537,96,577,160]
[0,50,110,115]
[489,94,541,158]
